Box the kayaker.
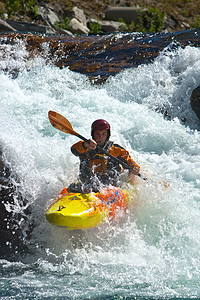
[69,119,140,192]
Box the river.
[1,29,200,299]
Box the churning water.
[1,32,200,299]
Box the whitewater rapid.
[1,38,200,298]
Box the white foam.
[1,40,200,298]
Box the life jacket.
[87,141,113,175]
[71,140,139,186]
[89,153,108,174]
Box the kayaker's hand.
[130,165,140,175]
[84,139,97,150]
[128,165,140,183]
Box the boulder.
[190,85,200,121]
[37,6,60,27]
[0,19,16,32]
[54,27,73,35]
[63,6,87,25]
[72,7,87,27]
[6,19,52,33]
[105,7,141,24]
[98,20,125,32]
[69,18,90,35]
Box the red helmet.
[91,119,111,140]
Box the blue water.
[1,31,200,299]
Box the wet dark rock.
[0,150,30,260]
[0,19,16,32]
[190,86,200,121]
[1,29,200,82]
[6,19,51,34]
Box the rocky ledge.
[0,3,192,36]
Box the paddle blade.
[48,111,75,135]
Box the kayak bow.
[45,186,129,229]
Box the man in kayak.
[69,119,140,192]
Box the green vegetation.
[25,0,38,18]
[139,7,165,33]
[118,7,164,33]
[5,0,20,18]
[54,17,72,31]
[193,15,200,28]
[88,21,102,34]
[5,0,38,19]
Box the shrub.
[54,17,72,31]
[5,0,21,18]
[193,15,200,28]
[117,8,164,33]
[138,7,165,33]
[5,0,38,19]
[88,22,102,34]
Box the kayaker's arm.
[71,139,98,156]
[109,144,140,175]
[71,141,89,157]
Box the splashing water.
[1,34,200,299]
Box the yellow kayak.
[45,186,129,230]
